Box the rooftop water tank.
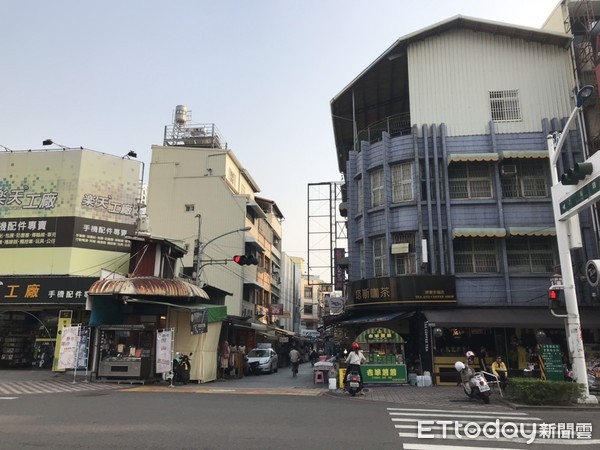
[175,105,188,125]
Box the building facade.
[330,15,600,382]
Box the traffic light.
[233,254,258,266]
[560,162,593,185]
[548,287,561,310]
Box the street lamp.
[192,213,251,285]
[42,139,69,150]
[547,84,597,404]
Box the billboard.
[0,150,140,275]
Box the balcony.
[356,112,411,148]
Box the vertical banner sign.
[52,310,72,372]
[334,248,345,291]
[76,327,90,370]
[156,329,173,374]
[57,326,79,369]
[190,309,208,335]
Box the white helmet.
[455,361,465,372]
[465,351,475,358]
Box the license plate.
[479,385,490,392]
[349,382,359,388]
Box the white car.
[246,348,279,374]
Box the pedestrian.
[491,355,508,390]
[289,347,301,377]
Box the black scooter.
[345,369,362,396]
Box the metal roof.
[88,277,209,299]
[330,15,572,173]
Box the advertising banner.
[0,276,97,305]
[57,325,79,370]
[156,329,173,374]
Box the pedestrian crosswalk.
[387,406,599,448]
[0,379,125,396]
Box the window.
[185,204,195,212]
[449,162,493,199]
[501,160,548,198]
[373,236,388,277]
[357,177,363,214]
[303,287,313,299]
[303,304,313,315]
[393,232,417,275]
[391,162,414,203]
[490,90,521,122]
[370,168,384,208]
[454,238,498,273]
[506,237,556,273]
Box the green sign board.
[539,344,564,382]
[559,175,600,216]
[362,363,407,383]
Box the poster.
[156,329,173,374]
[57,326,79,370]
[190,309,208,335]
[76,327,90,370]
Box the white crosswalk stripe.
[0,379,125,395]
[388,407,600,448]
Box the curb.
[496,396,600,411]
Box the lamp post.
[192,213,251,285]
[547,85,597,404]
[42,139,70,150]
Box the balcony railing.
[356,112,411,148]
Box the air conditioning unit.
[501,164,517,176]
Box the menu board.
[539,344,564,382]
[190,309,208,335]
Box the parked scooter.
[455,361,491,404]
[345,369,362,397]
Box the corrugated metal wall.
[408,28,574,136]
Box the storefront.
[356,327,407,383]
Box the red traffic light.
[233,255,247,265]
[548,290,559,300]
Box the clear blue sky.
[1,0,561,260]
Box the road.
[1,363,600,449]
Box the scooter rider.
[344,342,367,391]
[457,351,477,394]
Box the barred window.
[371,168,384,207]
[490,90,521,122]
[391,162,414,203]
[393,232,417,275]
[357,177,363,214]
[303,287,313,299]
[501,160,548,198]
[506,236,556,273]
[449,162,493,199]
[454,238,498,273]
[373,236,388,277]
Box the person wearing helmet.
[344,342,367,393]
[458,352,476,391]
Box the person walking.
[289,347,301,377]
[344,342,367,394]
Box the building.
[329,12,600,383]
[0,147,141,368]
[146,106,285,349]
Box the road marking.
[123,386,325,396]
[403,444,521,450]
[389,411,542,421]
[387,407,528,416]
[0,397,18,400]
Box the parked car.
[246,348,279,374]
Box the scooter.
[345,369,362,396]
[455,361,491,404]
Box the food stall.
[356,327,407,384]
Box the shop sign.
[356,327,404,344]
[300,329,320,338]
[328,296,345,315]
[348,275,456,307]
[538,344,564,382]
[362,363,407,383]
[190,309,208,335]
[269,303,283,315]
[0,276,97,305]
[334,248,345,290]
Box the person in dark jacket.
[177,354,191,384]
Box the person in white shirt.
[289,347,301,377]
[344,342,367,392]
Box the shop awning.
[447,153,499,163]
[336,311,413,326]
[423,308,600,329]
[89,277,209,299]
[452,228,506,238]
[500,150,548,159]
[507,227,556,237]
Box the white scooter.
[455,361,491,404]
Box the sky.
[1,0,562,267]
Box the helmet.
[455,361,465,372]
[352,342,360,350]
[466,351,475,358]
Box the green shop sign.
[362,363,407,383]
[356,327,404,344]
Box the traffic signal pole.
[547,103,597,403]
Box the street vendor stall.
[356,327,407,384]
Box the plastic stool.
[314,370,325,384]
